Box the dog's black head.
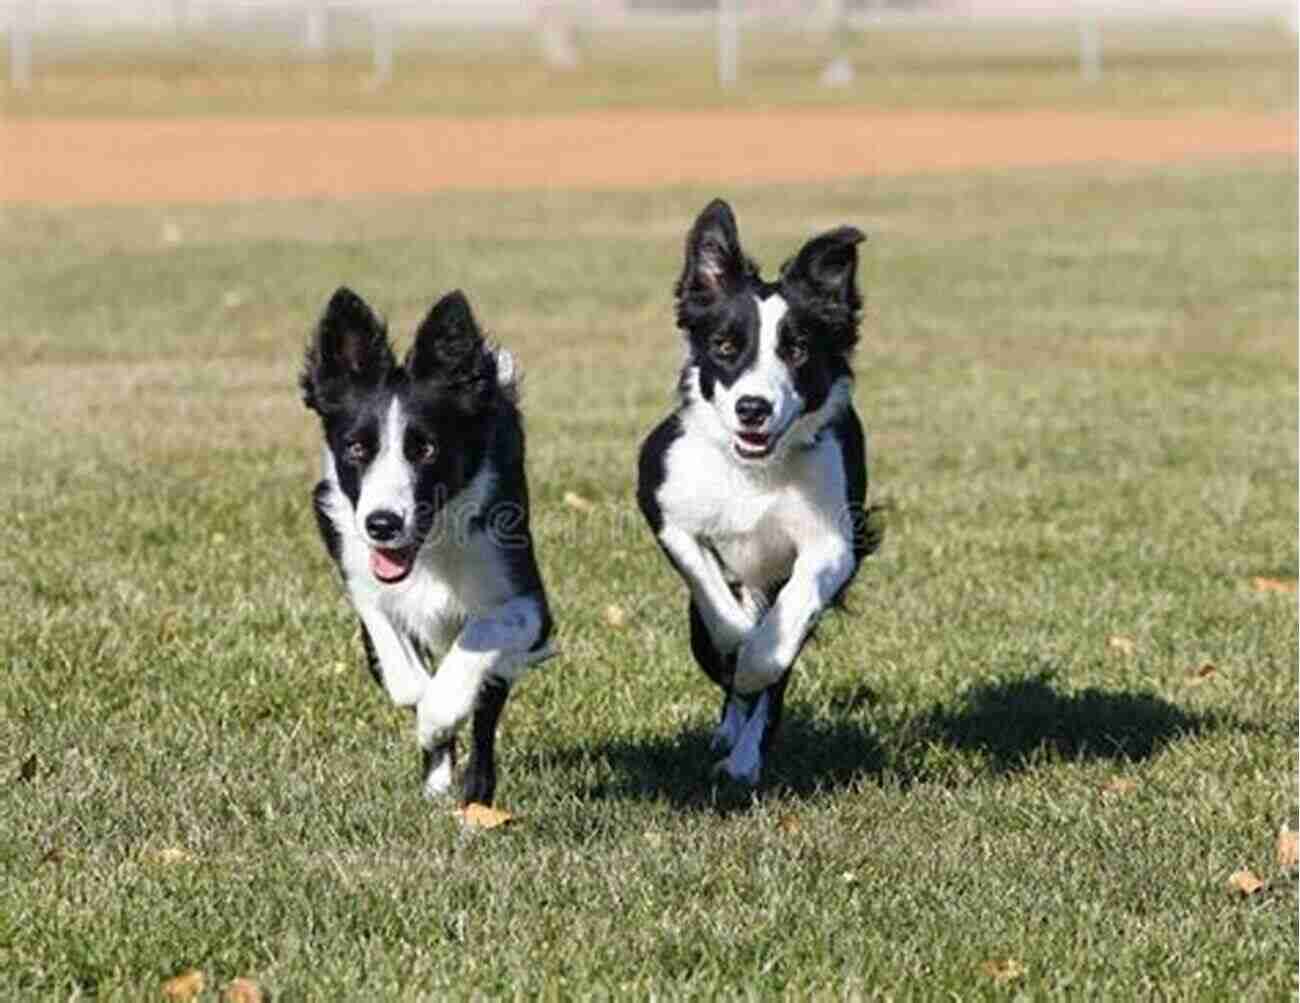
[301,286,503,584]
[675,199,864,462]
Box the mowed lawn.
[0,159,1296,998]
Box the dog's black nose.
[364,510,403,542]
[735,396,773,427]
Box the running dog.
[637,199,881,785]
[302,287,553,805]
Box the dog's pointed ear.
[676,199,749,306]
[781,226,865,353]
[301,286,393,413]
[407,290,496,411]
[783,226,865,308]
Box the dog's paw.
[415,679,474,751]
[710,691,768,786]
[711,696,750,754]
[712,751,762,788]
[421,740,457,800]
[416,708,454,753]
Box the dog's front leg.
[734,539,855,695]
[356,610,459,797]
[714,540,855,785]
[416,594,551,800]
[658,526,758,653]
[357,608,432,707]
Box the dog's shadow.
[899,672,1223,775]
[550,672,1228,811]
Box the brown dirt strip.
[1,110,1293,206]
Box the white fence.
[4,0,1295,91]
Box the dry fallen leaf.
[153,847,194,866]
[563,491,595,514]
[1186,663,1217,685]
[980,958,1025,983]
[1251,576,1297,594]
[776,813,802,834]
[455,802,516,830]
[161,969,206,1001]
[223,976,265,1003]
[1228,868,1265,896]
[603,604,627,628]
[1100,777,1137,797]
[1277,828,1298,873]
[1107,635,1136,656]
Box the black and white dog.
[637,199,882,786]
[301,287,553,806]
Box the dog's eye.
[414,439,438,464]
[344,441,370,464]
[712,336,740,361]
[784,338,809,367]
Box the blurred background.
[2,0,1295,116]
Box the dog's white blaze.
[356,397,416,544]
[709,294,801,443]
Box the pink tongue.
[370,547,411,582]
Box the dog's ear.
[781,226,865,352]
[407,290,497,412]
[301,287,394,413]
[783,226,864,308]
[676,199,750,308]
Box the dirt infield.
[1,109,1293,206]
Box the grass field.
[1,158,1295,999]
[1,20,1298,1000]
[2,20,1296,118]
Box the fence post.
[305,0,328,56]
[538,2,580,69]
[717,0,740,88]
[10,0,33,91]
[814,0,844,37]
[1079,18,1101,83]
[371,12,393,87]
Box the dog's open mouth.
[369,546,416,584]
[734,430,775,460]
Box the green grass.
[2,20,1295,117]
[0,159,1296,999]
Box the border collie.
[301,287,553,805]
[637,199,882,786]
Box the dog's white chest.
[659,431,845,590]
[376,559,467,651]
